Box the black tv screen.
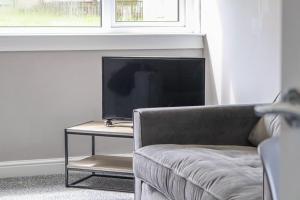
[102,57,205,120]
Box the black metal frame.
[64,126,134,192]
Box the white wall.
[0,49,203,162]
[281,0,300,199]
[202,0,281,105]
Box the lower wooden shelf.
[67,154,133,175]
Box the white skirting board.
[0,156,86,178]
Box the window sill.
[0,28,204,52]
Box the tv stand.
[65,121,134,192]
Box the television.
[102,57,205,120]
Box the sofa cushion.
[248,93,282,146]
[248,114,281,146]
[134,144,262,200]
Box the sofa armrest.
[133,105,259,149]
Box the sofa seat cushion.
[134,144,262,200]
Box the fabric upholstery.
[133,105,259,149]
[248,94,282,146]
[135,178,142,200]
[134,144,263,200]
[141,183,169,200]
[248,118,270,146]
[248,114,281,146]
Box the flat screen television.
[102,57,205,120]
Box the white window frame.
[0,0,202,52]
[0,0,199,34]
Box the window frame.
[0,0,200,35]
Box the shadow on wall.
[202,0,223,105]
[203,36,219,105]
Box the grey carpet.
[0,174,134,200]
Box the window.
[0,0,197,31]
[115,0,179,22]
[113,0,185,27]
[0,0,101,27]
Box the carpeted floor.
[0,174,134,200]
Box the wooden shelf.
[68,154,133,175]
[66,121,133,138]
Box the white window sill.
[0,28,204,52]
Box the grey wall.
[282,1,300,91]
[202,0,281,104]
[0,49,203,162]
[281,0,300,199]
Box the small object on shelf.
[104,119,133,128]
[105,119,113,127]
[65,121,134,191]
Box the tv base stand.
[105,119,133,128]
[105,119,113,127]
[65,121,134,192]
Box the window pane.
[116,0,179,22]
[0,0,101,27]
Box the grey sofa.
[133,105,264,200]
